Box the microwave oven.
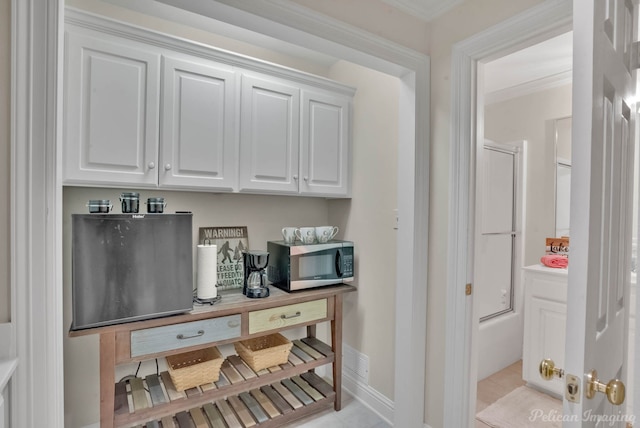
[267,240,354,291]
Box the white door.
[563,0,636,425]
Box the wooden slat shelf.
[76,285,355,427]
[115,340,335,427]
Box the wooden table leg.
[306,324,317,339]
[331,294,343,411]
[100,332,116,428]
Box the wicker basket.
[166,346,223,391]
[234,333,293,372]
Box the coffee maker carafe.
[243,251,270,298]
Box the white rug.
[476,386,562,427]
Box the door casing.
[444,1,573,426]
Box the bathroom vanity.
[522,264,568,397]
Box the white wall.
[65,0,332,78]
[61,3,400,426]
[328,61,399,398]
[484,83,572,267]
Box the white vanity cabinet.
[522,264,568,397]
[64,30,161,187]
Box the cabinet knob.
[148,162,155,170]
[165,163,172,171]
[293,175,298,180]
[304,176,308,181]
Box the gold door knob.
[539,358,564,381]
[586,370,625,405]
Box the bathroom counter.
[522,263,568,276]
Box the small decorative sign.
[199,226,249,291]
[545,237,569,258]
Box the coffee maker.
[243,251,270,298]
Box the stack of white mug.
[281,226,339,244]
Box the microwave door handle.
[335,249,343,277]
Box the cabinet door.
[64,31,160,187]
[160,56,238,190]
[239,74,300,194]
[522,270,567,397]
[300,90,351,197]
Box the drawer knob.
[228,320,240,328]
[281,311,301,320]
[176,329,204,340]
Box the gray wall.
[0,0,10,324]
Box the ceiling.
[483,31,573,104]
[379,0,464,21]
[102,0,573,104]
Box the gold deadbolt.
[586,370,625,406]
[539,358,564,381]
[539,359,580,403]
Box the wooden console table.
[69,284,355,428]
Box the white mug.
[295,227,316,244]
[281,227,297,244]
[315,226,339,243]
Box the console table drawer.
[130,315,241,357]
[249,299,327,334]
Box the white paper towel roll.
[197,244,218,299]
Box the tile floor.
[283,391,391,428]
[280,361,524,428]
[475,360,526,427]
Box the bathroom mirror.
[554,116,572,238]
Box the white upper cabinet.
[63,9,355,197]
[161,56,238,190]
[239,78,352,197]
[239,74,300,194]
[300,90,351,197]
[64,31,160,187]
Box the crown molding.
[484,69,572,105]
[155,0,426,76]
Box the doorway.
[443,1,574,426]
[474,31,572,422]
[446,1,640,425]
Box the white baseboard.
[341,366,394,425]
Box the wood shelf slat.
[114,338,334,426]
